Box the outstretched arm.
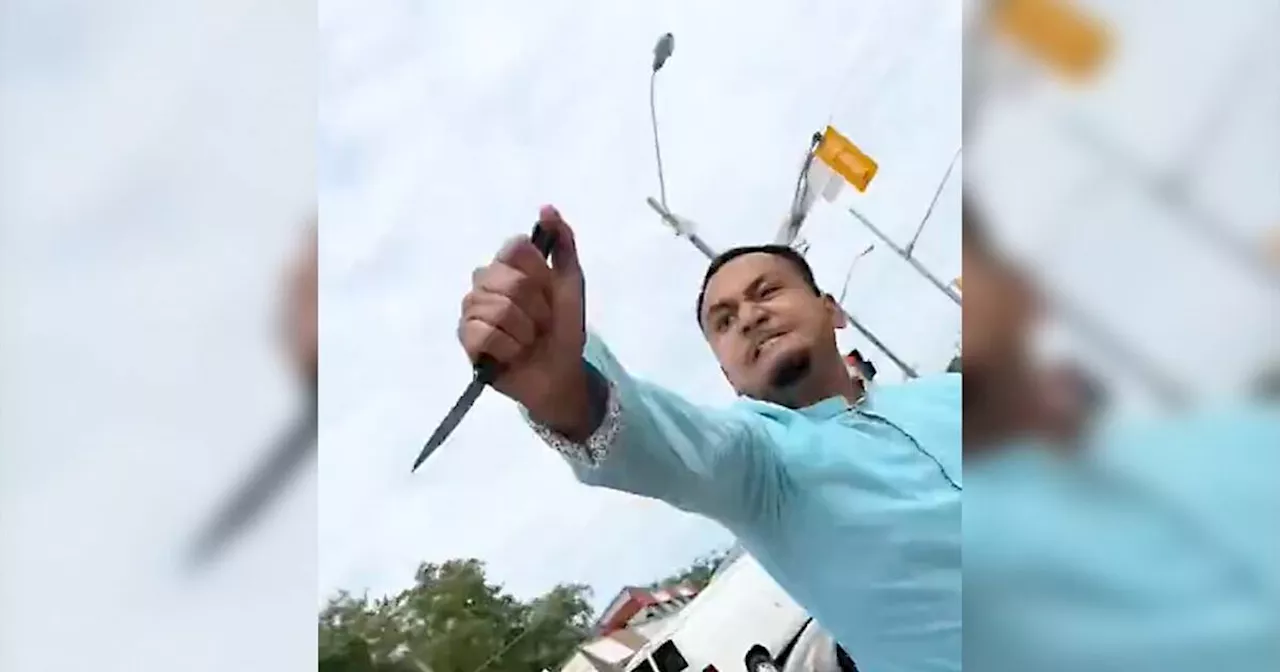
[523,333,786,528]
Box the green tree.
[647,547,734,591]
[320,559,594,672]
[319,635,420,672]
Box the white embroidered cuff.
[523,380,623,468]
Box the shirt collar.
[736,392,865,420]
[797,395,860,420]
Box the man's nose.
[738,304,769,335]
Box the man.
[962,197,1280,671]
[284,220,318,387]
[960,214,1101,449]
[457,206,960,672]
[957,202,1054,448]
[845,348,878,389]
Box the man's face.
[961,238,1039,372]
[284,224,318,387]
[700,252,842,400]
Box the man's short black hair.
[696,244,822,326]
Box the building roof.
[591,584,701,635]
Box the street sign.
[993,0,1111,81]
[815,125,879,193]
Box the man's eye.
[760,286,779,297]
[716,314,734,331]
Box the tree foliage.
[318,635,419,672]
[319,559,594,672]
[320,550,738,671]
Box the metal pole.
[646,197,919,379]
[1061,114,1279,287]
[905,146,962,256]
[649,70,670,211]
[848,206,963,306]
[645,196,719,260]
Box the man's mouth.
[753,332,787,360]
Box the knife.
[411,222,558,472]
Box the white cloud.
[318,0,962,611]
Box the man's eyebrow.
[702,274,768,323]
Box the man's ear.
[823,293,847,329]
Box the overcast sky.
[317,0,962,611]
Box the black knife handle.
[474,222,558,385]
[529,221,557,258]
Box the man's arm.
[522,332,786,527]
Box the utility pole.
[646,197,919,379]
[848,206,962,306]
[844,144,963,307]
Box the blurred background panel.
[0,1,316,670]
[966,0,1279,414]
[964,1,1280,670]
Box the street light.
[653,32,675,71]
[837,243,876,306]
[650,33,675,210]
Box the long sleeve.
[523,332,786,528]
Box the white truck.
[622,553,813,672]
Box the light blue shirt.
[528,334,962,672]
[965,403,1280,672]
